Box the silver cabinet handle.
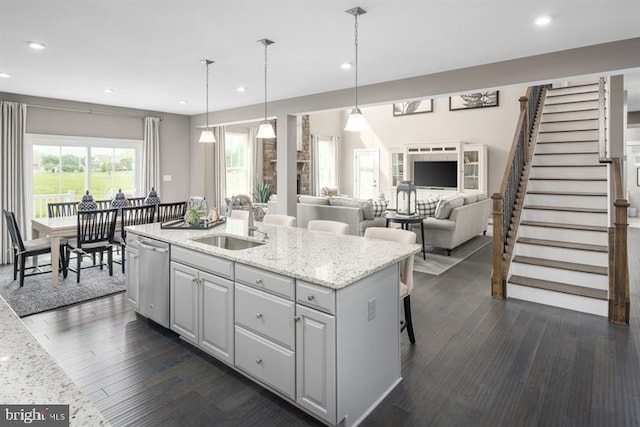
[256,313,263,319]
[307,295,315,302]
[256,358,262,365]
[256,278,263,285]
[294,316,301,322]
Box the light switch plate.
[162,175,172,182]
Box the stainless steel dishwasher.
[137,237,170,328]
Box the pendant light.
[344,7,367,132]
[198,59,216,143]
[257,38,276,139]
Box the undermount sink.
[191,234,266,250]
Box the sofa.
[411,193,490,255]
[269,195,387,236]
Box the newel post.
[491,193,506,299]
[610,198,630,324]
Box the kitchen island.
[126,219,420,427]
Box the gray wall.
[0,92,191,202]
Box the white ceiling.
[1,0,639,115]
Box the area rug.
[0,255,125,317]
[413,234,492,276]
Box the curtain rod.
[26,103,163,121]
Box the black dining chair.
[64,208,117,283]
[156,201,187,222]
[47,201,77,217]
[95,199,112,210]
[128,196,146,207]
[113,204,155,273]
[3,209,67,287]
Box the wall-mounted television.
[413,161,458,188]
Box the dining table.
[31,216,77,286]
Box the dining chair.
[95,199,112,210]
[114,204,155,273]
[65,208,117,283]
[128,196,146,207]
[3,209,67,287]
[307,220,349,235]
[262,214,296,227]
[47,201,77,217]
[364,227,416,344]
[156,201,187,222]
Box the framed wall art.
[393,99,433,116]
[449,91,499,111]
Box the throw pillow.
[372,200,388,217]
[330,197,374,220]
[476,193,488,201]
[462,194,477,205]
[321,186,339,197]
[416,197,439,218]
[434,196,464,219]
[298,195,330,205]
[361,199,375,220]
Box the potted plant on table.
[253,182,271,222]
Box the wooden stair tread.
[531,164,605,167]
[537,139,598,144]
[523,205,607,214]
[508,275,607,300]
[526,190,606,197]
[519,220,607,232]
[543,108,599,114]
[543,99,601,106]
[538,129,598,133]
[534,151,598,155]
[511,255,608,275]
[546,90,598,97]
[529,177,606,181]
[540,119,598,124]
[517,237,608,253]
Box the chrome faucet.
[227,194,255,229]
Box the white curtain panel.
[212,126,227,212]
[142,116,161,196]
[310,135,339,196]
[311,135,320,195]
[247,127,263,199]
[1,101,27,264]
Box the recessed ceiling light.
[535,15,553,26]
[28,41,46,50]
[341,62,352,70]
[0,72,10,79]
[179,100,188,104]
[237,86,247,92]
[103,88,114,94]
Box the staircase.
[507,82,609,316]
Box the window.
[225,131,250,196]
[26,134,142,218]
[313,136,338,194]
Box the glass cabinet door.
[391,151,404,187]
[463,149,479,190]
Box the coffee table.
[385,212,426,260]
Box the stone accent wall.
[261,115,311,196]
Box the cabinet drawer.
[235,283,294,348]
[171,245,233,279]
[235,326,295,399]
[296,281,335,315]
[235,263,294,300]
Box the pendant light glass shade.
[257,39,275,139]
[344,108,365,132]
[345,7,367,132]
[199,59,216,143]
[257,121,276,139]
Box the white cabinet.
[462,144,488,193]
[296,303,336,423]
[125,246,139,307]
[170,246,235,365]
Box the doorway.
[353,148,379,200]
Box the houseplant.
[253,182,271,203]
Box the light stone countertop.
[0,296,111,426]
[127,219,421,289]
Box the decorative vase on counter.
[77,190,97,211]
[144,187,161,205]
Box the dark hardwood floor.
[22,229,640,427]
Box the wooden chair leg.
[76,250,82,283]
[19,255,26,287]
[99,251,104,270]
[107,248,113,276]
[121,245,126,274]
[403,295,416,345]
[13,251,18,280]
